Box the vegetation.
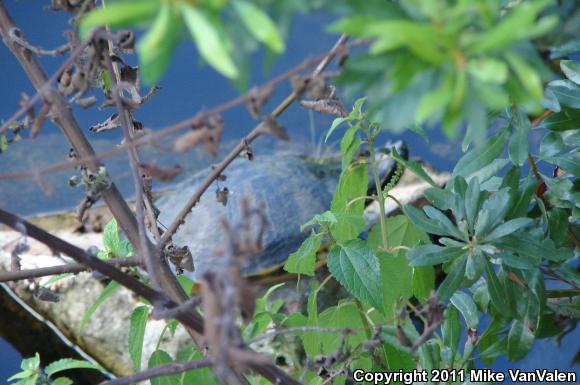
[0,0,578,384]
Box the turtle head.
[367,140,408,195]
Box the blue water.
[0,1,577,382]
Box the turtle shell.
[156,155,342,281]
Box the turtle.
[155,141,408,282]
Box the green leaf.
[483,218,532,242]
[453,127,509,178]
[330,163,367,242]
[79,0,159,39]
[547,81,580,109]
[44,359,101,377]
[467,58,508,84]
[148,350,179,385]
[181,4,238,78]
[326,117,349,142]
[138,3,182,83]
[442,306,461,354]
[176,346,217,385]
[284,233,321,276]
[505,52,543,100]
[507,319,534,361]
[327,240,383,311]
[541,152,580,177]
[404,204,453,237]
[407,245,466,267]
[413,265,434,303]
[339,126,360,169]
[129,306,149,372]
[79,281,120,333]
[508,111,531,166]
[51,377,73,385]
[561,60,580,85]
[391,150,437,187]
[232,0,284,53]
[437,257,467,301]
[450,292,479,329]
[484,260,509,315]
[464,177,481,233]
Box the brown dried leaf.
[89,113,120,133]
[245,84,274,119]
[291,75,327,99]
[139,163,182,182]
[216,187,230,206]
[299,98,347,117]
[259,115,288,141]
[173,128,212,152]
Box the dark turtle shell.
[156,155,341,281]
[156,142,405,281]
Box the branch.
[0,208,204,332]
[0,256,140,282]
[160,34,349,245]
[0,41,362,182]
[99,358,212,385]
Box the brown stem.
[0,40,364,182]
[160,34,349,246]
[0,4,142,263]
[99,358,212,385]
[0,256,140,282]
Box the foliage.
[7,353,103,385]
[5,0,580,384]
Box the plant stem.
[368,136,389,250]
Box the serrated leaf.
[437,257,467,301]
[232,0,284,53]
[44,359,101,377]
[79,0,159,39]
[284,233,321,276]
[339,125,360,169]
[181,4,238,78]
[327,240,383,311]
[79,281,120,333]
[453,127,509,178]
[450,292,479,329]
[129,306,149,372]
[507,319,534,361]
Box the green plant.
[8,353,103,385]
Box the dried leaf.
[245,84,274,119]
[299,98,347,117]
[89,113,120,133]
[166,244,194,273]
[291,75,327,99]
[259,115,288,140]
[139,163,182,182]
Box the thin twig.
[9,27,71,56]
[0,40,365,182]
[99,358,212,385]
[0,256,140,282]
[160,34,349,246]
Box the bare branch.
[99,358,212,385]
[160,34,349,246]
[0,256,140,282]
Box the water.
[0,1,577,383]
